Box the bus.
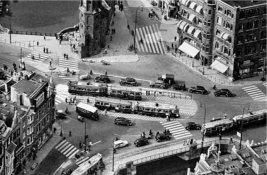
[134,102,180,118]
[94,97,132,113]
[76,102,99,121]
[68,81,108,96]
[202,118,234,136]
[109,86,142,100]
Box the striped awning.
[187,26,195,34]
[179,42,200,58]
[179,21,187,30]
[188,14,196,22]
[194,30,201,38]
[196,5,203,13]
[177,20,183,28]
[183,24,190,32]
[181,0,187,5]
[211,60,228,73]
[189,2,197,10]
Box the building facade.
[177,0,267,80]
[79,0,115,58]
[0,71,55,175]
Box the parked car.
[95,75,110,83]
[114,140,129,149]
[149,80,168,89]
[56,110,67,119]
[120,77,138,86]
[185,122,201,130]
[214,89,236,97]
[189,86,209,95]
[134,137,149,147]
[173,80,187,91]
[77,115,84,122]
[114,117,133,126]
[155,132,171,142]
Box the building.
[79,0,115,58]
[188,140,267,175]
[0,71,55,175]
[177,0,267,81]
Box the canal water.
[0,1,79,33]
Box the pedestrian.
[37,41,39,46]
[87,98,90,104]
[31,55,35,60]
[110,35,112,41]
[66,54,68,59]
[104,109,107,116]
[54,127,57,133]
[127,24,130,30]
[69,97,72,104]
[175,47,178,53]
[149,129,153,136]
[142,131,146,138]
[49,58,52,67]
[69,131,72,137]
[63,53,66,58]
[43,47,45,53]
[65,98,68,103]
[46,48,48,53]
[174,36,177,41]
[113,28,116,34]
[171,43,174,49]
[107,45,110,49]
[44,34,46,40]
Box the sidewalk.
[25,122,62,175]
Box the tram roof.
[138,102,177,110]
[95,97,132,105]
[233,109,267,121]
[71,153,102,175]
[76,102,98,113]
[204,118,233,128]
[110,85,142,93]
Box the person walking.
[44,34,46,40]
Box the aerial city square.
[0,0,266,174]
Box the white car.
[79,73,91,80]
[114,140,129,149]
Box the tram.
[109,86,142,101]
[68,81,108,96]
[94,97,132,113]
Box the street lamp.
[133,6,143,53]
[84,121,87,152]
[112,138,115,172]
[6,8,12,44]
[201,102,206,154]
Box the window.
[239,11,245,19]
[261,31,266,39]
[237,36,244,44]
[254,20,259,28]
[216,29,221,36]
[226,10,233,18]
[262,18,266,26]
[225,22,233,31]
[238,24,244,32]
[246,22,253,30]
[216,16,222,25]
[215,42,219,49]
[236,48,242,56]
[218,6,223,12]
[260,43,266,52]
[208,10,212,14]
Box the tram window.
[137,92,141,95]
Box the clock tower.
[79,0,115,58]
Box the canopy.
[194,30,201,38]
[189,2,197,10]
[187,26,195,35]
[210,60,229,73]
[179,42,200,58]
[196,5,203,13]
[188,14,196,22]
[179,21,187,30]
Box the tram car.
[202,109,267,136]
[133,102,180,118]
[68,81,108,96]
[94,97,132,113]
[109,86,142,101]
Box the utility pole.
[112,139,115,172]
[84,121,87,152]
[239,106,246,150]
[201,102,206,153]
[133,6,143,53]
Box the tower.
[79,0,111,58]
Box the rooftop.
[222,0,267,8]
[12,79,41,96]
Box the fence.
[12,30,57,37]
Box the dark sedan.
[120,77,138,86]
[155,133,171,142]
[134,137,149,147]
[95,75,110,83]
[189,86,209,95]
[214,89,236,97]
[114,117,133,126]
[185,122,201,130]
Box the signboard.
[35,92,44,107]
[237,132,241,137]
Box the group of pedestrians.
[118,1,124,11]
[43,47,49,54]
[63,53,69,59]
[65,96,77,105]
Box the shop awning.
[210,60,229,73]
[194,30,201,38]
[188,14,196,22]
[187,26,195,35]
[185,0,191,6]
[183,24,189,32]
[189,2,197,10]
[181,0,187,5]
[179,21,187,30]
[179,42,200,58]
[196,5,203,13]
[177,20,183,28]
[222,33,230,40]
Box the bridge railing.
[113,137,239,174]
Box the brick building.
[79,0,115,58]
[177,0,266,80]
[0,71,55,174]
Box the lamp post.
[84,121,87,152]
[6,8,12,44]
[112,138,116,172]
[133,6,143,53]
[239,104,250,150]
[201,102,206,153]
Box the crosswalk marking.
[76,157,90,166]
[242,85,266,101]
[58,57,79,71]
[136,24,167,54]
[160,121,192,140]
[55,140,81,159]
[55,84,70,105]
[23,50,49,62]
[263,82,267,88]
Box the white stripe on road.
[59,143,72,152]
[55,140,67,149]
[69,150,80,159]
[66,147,79,158]
[62,145,75,155]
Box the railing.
[12,30,57,37]
[113,137,239,174]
